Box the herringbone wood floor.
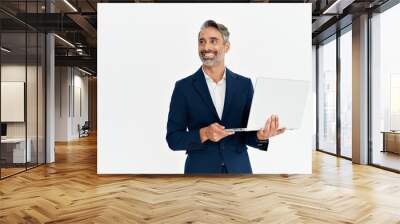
[1,134,400,224]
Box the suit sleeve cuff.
[256,137,269,151]
[188,129,205,151]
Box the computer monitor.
[1,123,7,137]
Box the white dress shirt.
[202,67,226,119]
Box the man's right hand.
[200,123,235,143]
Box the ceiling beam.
[55,55,96,70]
[322,0,356,14]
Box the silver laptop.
[225,77,310,132]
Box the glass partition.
[0,1,46,179]
[1,31,28,177]
[38,32,45,165]
[339,29,352,158]
[371,3,400,171]
[27,30,38,169]
[317,36,337,155]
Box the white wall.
[55,66,69,141]
[72,72,89,138]
[55,67,89,141]
[98,3,312,174]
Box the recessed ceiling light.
[54,34,75,48]
[1,47,11,53]
[322,0,354,15]
[78,67,93,76]
[63,0,78,12]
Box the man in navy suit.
[166,20,285,174]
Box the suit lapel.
[192,67,220,121]
[221,68,237,123]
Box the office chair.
[79,121,90,138]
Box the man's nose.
[204,42,213,51]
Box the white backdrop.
[98,3,312,174]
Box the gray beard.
[200,53,223,67]
[201,58,218,67]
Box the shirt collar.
[202,66,226,82]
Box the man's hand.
[257,115,286,141]
[200,123,234,143]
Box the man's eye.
[211,40,217,44]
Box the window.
[318,36,337,154]
[339,29,352,158]
[371,3,400,171]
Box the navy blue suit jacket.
[166,67,269,174]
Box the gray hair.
[198,20,230,43]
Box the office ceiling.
[0,0,393,75]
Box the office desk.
[1,138,32,164]
[381,131,400,154]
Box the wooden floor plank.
[0,134,400,223]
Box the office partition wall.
[0,31,28,177]
[0,1,47,179]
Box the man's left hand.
[256,115,286,140]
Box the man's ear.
[224,41,230,53]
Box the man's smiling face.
[198,27,230,67]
